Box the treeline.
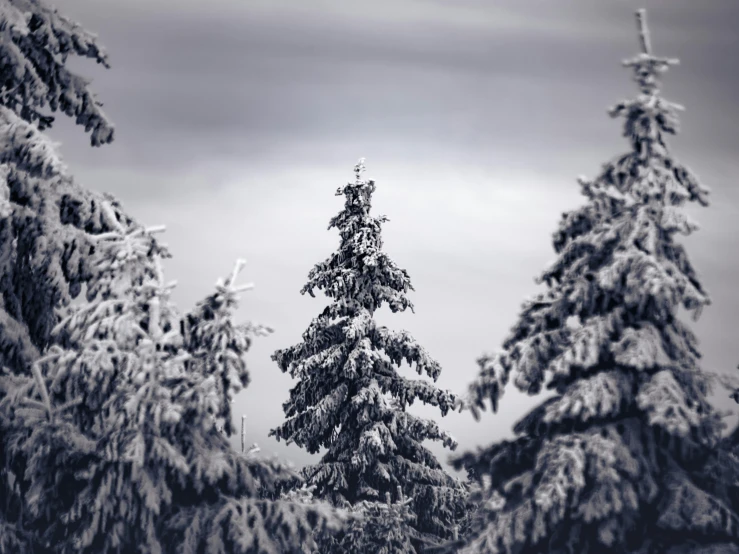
[0,2,737,553]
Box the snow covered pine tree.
[443,10,739,554]
[270,159,467,553]
[2,222,345,553]
[0,1,345,552]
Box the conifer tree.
[0,1,348,550]
[270,159,467,552]
[0,0,121,355]
[445,10,739,554]
[0,1,135,548]
[0,218,346,553]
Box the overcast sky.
[50,0,739,474]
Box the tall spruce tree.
[444,10,739,554]
[270,159,467,552]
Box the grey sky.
[51,0,739,473]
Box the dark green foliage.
[444,11,739,554]
[270,159,467,552]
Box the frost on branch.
[270,159,466,552]
[449,10,739,554]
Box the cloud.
[61,0,619,39]
[42,0,739,472]
[51,0,739,186]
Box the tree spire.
[354,157,366,180]
[626,9,679,97]
[635,9,651,55]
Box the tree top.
[626,9,679,96]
